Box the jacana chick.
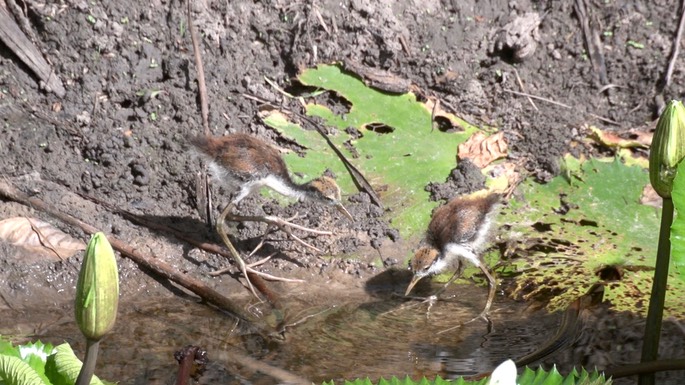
[191,133,352,294]
[191,134,352,218]
[405,193,499,317]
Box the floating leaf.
[264,64,484,237]
[502,156,685,316]
[0,217,85,262]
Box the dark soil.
[1,0,684,383]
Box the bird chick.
[406,193,500,315]
[190,133,352,297]
[189,133,352,219]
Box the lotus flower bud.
[650,100,685,198]
[75,232,119,341]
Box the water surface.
[1,282,561,384]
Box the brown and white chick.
[190,133,352,220]
[405,193,499,316]
[190,133,352,295]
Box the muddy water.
[273,285,559,383]
[0,282,560,384]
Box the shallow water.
[0,282,561,384]
[272,285,559,383]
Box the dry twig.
[513,68,538,111]
[0,179,277,339]
[504,89,571,108]
[186,0,213,227]
[215,348,311,385]
[660,0,685,91]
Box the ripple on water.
[0,284,561,384]
[270,284,561,383]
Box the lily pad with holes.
[501,155,685,316]
[263,64,483,239]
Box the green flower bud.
[75,232,119,341]
[650,100,685,198]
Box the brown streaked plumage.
[190,133,352,298]
[189,134,288,185]
[190,133,352,219]
[406,193,500,316]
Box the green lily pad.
[263,64,482,238]
[502,155,685,316]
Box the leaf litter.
[0,217,85,262]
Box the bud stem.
[75,338,100,385]
[639,197,674,385]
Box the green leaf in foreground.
[502,156,685,316]
[0,339,21,358]
[319,366,609,385]
[17,341,54,385]
[0,355,48,385]
[0,338,114,385]
[264,64,482,237]
[0,338,56,385]
[44,344,107,385]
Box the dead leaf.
[458,131,508,168]
[587,125,652,149]
[0,217,85,261]
[486,161,521,195]
[422,98,465,131]
[340,60,412,94]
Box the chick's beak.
[405,274,423,296]
[335,202,354,221]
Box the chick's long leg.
[216,202,259,298]
[215,203,304,299]
[431,261,496,315]
[208,237,304,283]
[436,261,497,334]
[477,263,497,319]
[445,247,497,318]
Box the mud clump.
[426,159,486,202]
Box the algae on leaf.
[503,156,685,316]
